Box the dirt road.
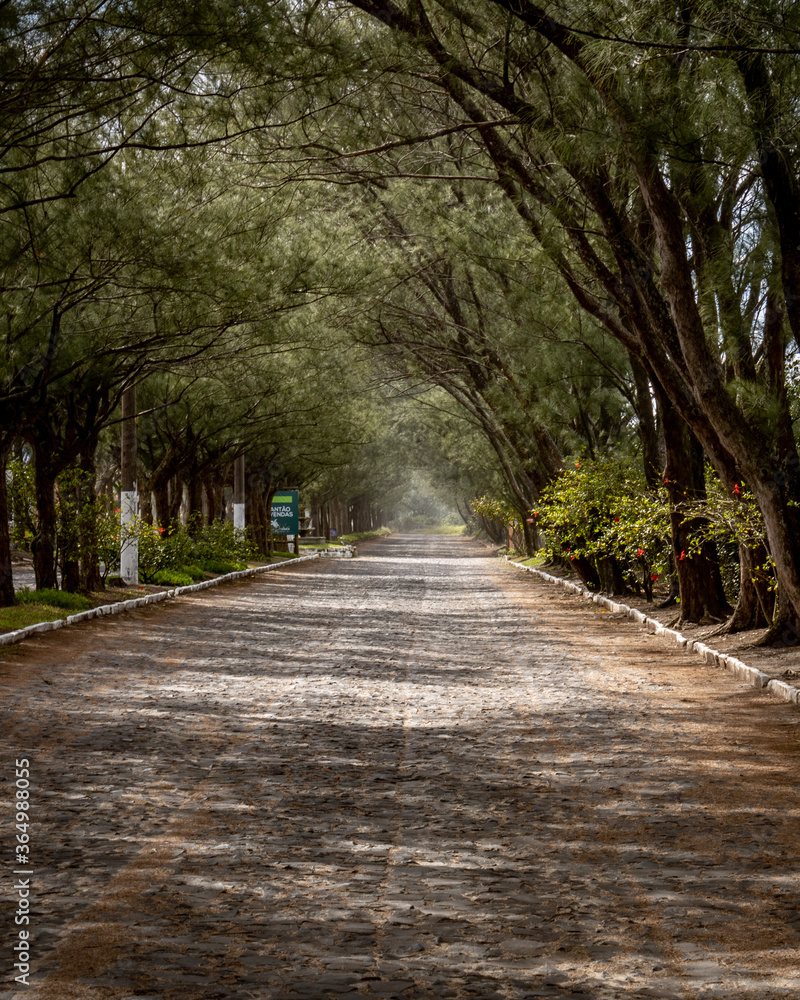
[2,534,799,1000]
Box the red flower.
[570,555,575,561]
[733,483,741,495]
[158,526,164,533]
[663,478,669,485]
[651,572,659,581]
[575,460,581,468]
[637,548,644,557]
[614,517,619,523]
[680,550,685,560]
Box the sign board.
[270,490,299,535]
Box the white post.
[120,384,138,585]
[233,453,245,534]
[120,490,139,585]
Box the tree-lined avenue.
[1,535,799,999]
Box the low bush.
[535,458,671,598]
[199,559,243,575]
[16,588,92,611]
[151,569,195,587]
[181,564,207,582]
[122,518,257,583]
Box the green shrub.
[16,588,92,611]
[188,519,256,565]
[536,458,671,598]
[200,560,243,575]
[151,569,195,587]
[122,518,256,583]
[180,564,207,581]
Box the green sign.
[271,490,299,535]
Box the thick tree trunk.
[153,482,170,531]
[204,474,217,524]
[60,469,82,593]
[0,447,14,606]
[521,518,537,557]
[168,475,184,526]
[629,354,662,489]
[569,552,602,592]
[251,489,268,555]
[748,473,800,643]
[725,543,772,634]
[659,394,729,623]
[80,446,102,591]
[186,471,203,532]
[597,555,626,595]
[31,441,58,590]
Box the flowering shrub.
[470,495,520,529]
[535,458,671,597]
[121,516,256,583]
[469,494,525,549]
[682,470,774,596]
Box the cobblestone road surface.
[2,535,800,1000]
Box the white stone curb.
[0,553,322,649]
[508,559,788,706]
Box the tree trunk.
[521,518,537,556]
[80,445,102,591]
[153,481,170,531]
[659,392,729,623]
[60,470,82,593]
[597,555,626,595]
[748,473,800,643]
[31,440,58,590]
[569,552,601,591]
[186,471,203,533]
[630,354,663,489]
[168,475,184,526]
[251,488,268,555]
[204,474,217,524]
[725,543,773,634]
[0,447,14,606]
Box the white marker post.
[233,453,245,534]
[120,385,138,585]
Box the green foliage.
[0,605,70,633]
[16,589,92,611]
[683,471,775,595]
[122,517,256,583]
[537,458,671,597]
[9,459,120,585]
[189,520,255,566]
[470,496,520,529]
[684,472,766,551]
[8,458,35,549]
[151,570,195,587]
[199,559,244,575]
[182,564,207,582]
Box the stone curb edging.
[0,552,330,650]
[508,559,799,709]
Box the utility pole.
[120,384,138,585]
